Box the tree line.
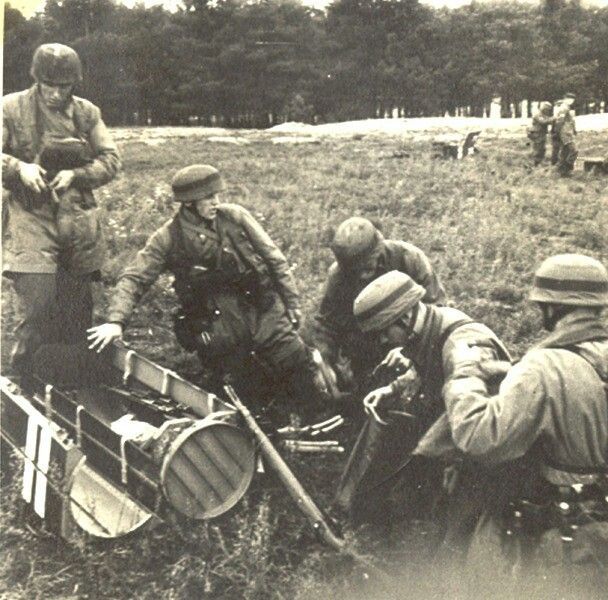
[4,0,608,127]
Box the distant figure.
[553,92,578,177]
[527,101,554,166]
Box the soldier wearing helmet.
[336,270,508,530]
[443,254,608,592]
[2,43,120,386]
[553,92,578,177]
[313,217,446,394]
[527,101,554,166]
[88,165,324,415]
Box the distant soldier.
[2,43,120,386]
[87,164,323,413]
[444,254,608,595]
[527,101,554,166]
[337,271,509,531]
[553,92,578,177]
[313,217,446,394]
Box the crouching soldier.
[444,254,608,597]
[313,217,446,395]
[527,102,554,166]
[337,270,510,539]
[87,164,323,414]
[2,43,120,385]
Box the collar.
[536,308,608,350]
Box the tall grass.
[1,128,606,597]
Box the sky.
[8,0,608,19]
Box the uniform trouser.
[9,269,93,381]
[193,291,323,415]
[532,138,547,165]
[558,142,578,176]
[551,138,561,165]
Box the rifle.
[223,384,394,588]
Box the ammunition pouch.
[504,482,608,542]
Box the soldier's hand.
[18,162,47,193]
[49,169,75,193]
[363,385,393,424]
[380,347,411,372]
[87,323,123,353]
[287,308,302,329]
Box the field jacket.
[2,85,120,204]
[553,105,577,145]
[313,239,445,375]
[107,203,300,325]
[527,112,554,139]
[2,86,120,273]
[444,309,608,482]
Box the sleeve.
[312,265,345,364]
[2,104,23,187]
[396,242,446,305]
[238,206,300,311]
[106,224,171,325]
[71,104,121,189]
[443,352,547,465]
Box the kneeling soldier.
[337,270,509,538]
[88,164,321,412]
[444,254,608,595]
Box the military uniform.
[553,103,578,176]
[314,238,445,389]
[3,80,120,379]
[527,106,554,166]
[107,202,316,405]
[339,272,508,534]
[444,255,608,596]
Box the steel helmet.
[354,270,426,332]
[31,43,82,85]
[530,254,608,307]
[171,164,225,202]
[331,217,380,267]
[539,101,553,114]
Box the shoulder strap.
[436,318,474,352]
[168,213,190,270]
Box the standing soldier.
[444,254,608,596]
[2,43,120,386]
[87,164,323,414]
[337,270,509,531]
[313,217,446,395]
[527,102,554,166]
[553,92,578,177]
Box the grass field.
[1,124,607,599]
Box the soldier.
[337,270,509,532]
[2,43,120,385]
[444,254,607,596]
[553,92,578,177]
[87,164,322,413]
[313,217,445,394]
[527,101,554,166]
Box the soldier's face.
[378,318,410,350]
[357,255,379,282]
[38,81,73,109]
[194,194,220,220]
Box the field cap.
[530,254,608,307]
[354,270,425,332]
[331,217,381,268]
[172,164,225,203]
[564,92,576,99]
